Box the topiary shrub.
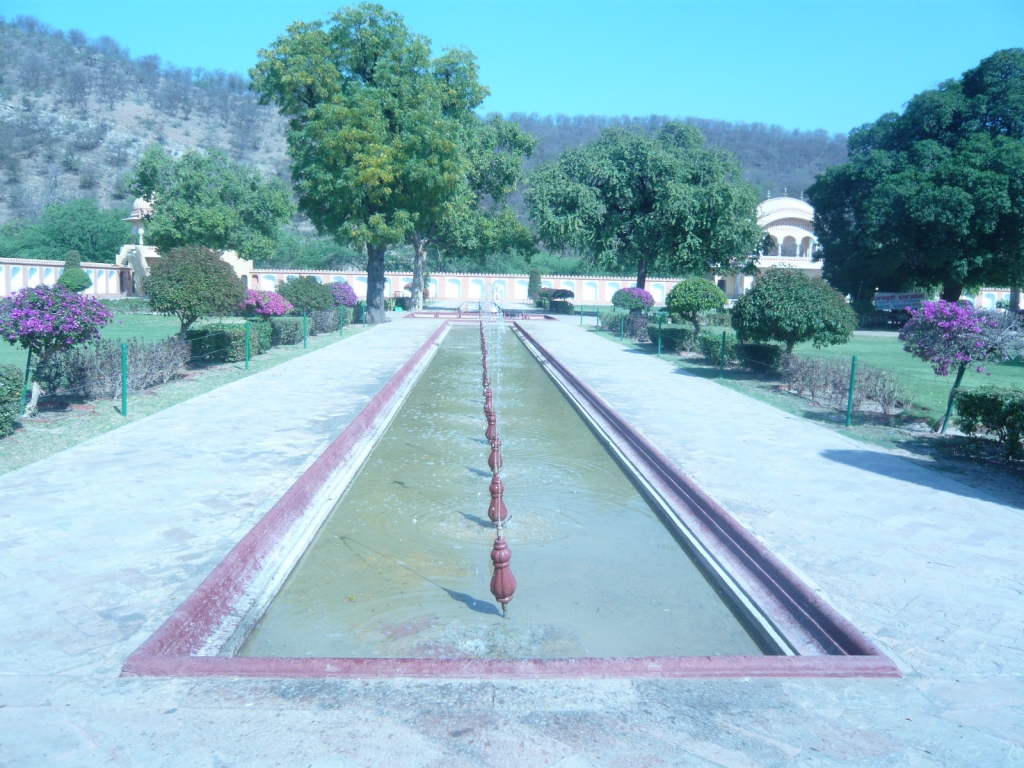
[527,271,542,300]
[549,300,575,314]
[600,310,626,333]
[732,269,857,353]
[146,245,247,337]
[665,278,727,335]
[0,364,22,438]
[698,331,738,366]
[735,342,786,374]
[56,250,93,293]
[956,387,1024,457]
[278,276,335,313]
[611,287,654,313]
[270,317,303,346]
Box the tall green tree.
[808,48,1024,303]
[127,145,293,263]
[0,199,132,263]
[422,114,537,300]
[251,4,476,323]
[526,123,768,289]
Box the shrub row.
[34,338,190,399]
[100,298,152,314]
[956,387,1024,457]
[780,355,915,420]
[187,321,272,364]
[0,364,22,437]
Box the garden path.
[0,317,1021,766]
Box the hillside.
[0,16,848,233]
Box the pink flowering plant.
[611,287,655,313]
[240,289,293,317]
[899,300,1022,432]
[0,285,113,414]
[330,281,358,307]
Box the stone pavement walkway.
[1,318,1021,767]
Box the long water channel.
[241,325,767,659]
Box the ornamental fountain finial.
[489,536,516,615]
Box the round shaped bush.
[666,278,727,333]
[278,276,335,313]
[731,269,856,353]
[240,289,293,317]
[56,250,93,294]
[611,287,654,313]
[331,281,358,307]
[0,284,112,360]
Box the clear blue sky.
[4,0,1022,134]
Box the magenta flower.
[240,289,293,317]
[0,285,112,363]
[330,281,358,308]
[611,287,655,312]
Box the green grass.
[792,331,1023,416]
[0,325,369,475]
[0,314,182,370]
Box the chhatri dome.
[124,197,154,245]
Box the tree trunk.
[938,362,967,433]
[941,282,963,302]
[25,381,42,418]
[636,258,648,290]
[1011,286,1021,312]
[690,315,701,336]
[410,234,427,313]
[366,243,388,325]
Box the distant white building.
[718,195,821,299]
[115,197,253,294]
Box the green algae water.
[241,326,765,658]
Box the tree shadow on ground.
[820,448,1024,511]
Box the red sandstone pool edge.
[122,320,900,680]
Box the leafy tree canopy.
[278,275,335,313]
[56,250,92,293]
[128,145,293,263]
[807,48,1024,303]
[0,199,132,263]
[526,123,769,289]
[666,278,727,334]
[731,268,857,353]
[251,3,483,322]
[145,245,247,336]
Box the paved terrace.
[1,318,1021,766]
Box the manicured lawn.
[793,331,1023,416]
[0,314,182,370]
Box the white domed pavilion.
[718,194,822,299]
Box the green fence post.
[244,320,250,371]
[719,331,726,379]
[657,313,663,356]
[303,311,308,349]
[620,314,625,340]
[121,342,128,418]
[596,307,600,329]
[339,309,344,336]
[579,307,583,325]
[19,348,32,415]
[362,303,367,326]
[845,355,858,427]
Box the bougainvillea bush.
[0,285,113,414]
[331,281,358,307]
[611,287,654,313]
[899,300,1001,376]
[899,300,1024,431]
[240,289,293,317]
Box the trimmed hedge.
[270,317,303,346]
[309,309,340,335]
[0,364,22,438]
[187,321,269,364]
[956,387,1024,457]
[697,331,738,366]
[735,343,786,374]
[648,326,697,352]
[550,300,575,315]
